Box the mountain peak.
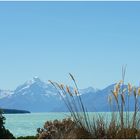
[24,76,42,85]
[32,76,41,82]
[33,76,39,79]
[79,86,98,95]
[14,77,46,93]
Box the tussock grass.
[46,68,140,139]
[48,73,92,136]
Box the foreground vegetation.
[0,110,15,139]
[38,69,140,139]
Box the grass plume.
[45,70,140,139]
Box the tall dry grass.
[49,73,93,136]
[48,69,140,139]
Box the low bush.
[0,109,15,139]
[38,68,140,139]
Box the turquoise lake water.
[4,112,72,137]
[3,112,132,137]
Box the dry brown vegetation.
[37,67,140,139]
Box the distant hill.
[1,108,30,114]
[0,77,136,112]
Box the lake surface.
[3,112,130,137]
[4,112,71,137]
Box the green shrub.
[0,109,15,139]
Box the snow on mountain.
[79,87,99,95]
[14,77,60,96]
[0,77,64,112]
[0,77,99,112]
[0,90,14,99]
[0,77,130,112]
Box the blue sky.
[0,2,140,90]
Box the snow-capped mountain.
[79,87,99,95]
[0,77,98,112]
[0,77,64,112]
[0,90,14,99]
[0,77,134,112]
[14,77,57,96]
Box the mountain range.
[0,77,135,112]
